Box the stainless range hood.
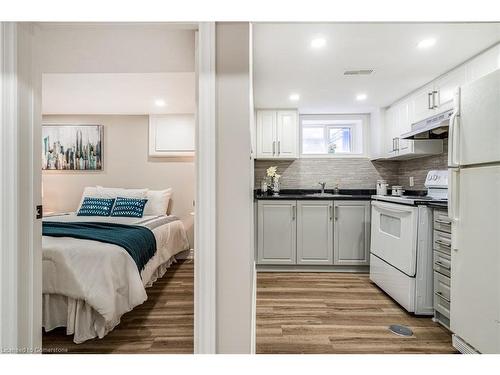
[401,109,454,140]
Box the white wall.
[42,114,195,247]
[34,23,195,73]
[216,22,254,353]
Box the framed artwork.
[42,124,103,171]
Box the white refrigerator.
[448,69,500,354]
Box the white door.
[370,201,418,276]
[276,110,298,158]
[458,69,500,166]
[257,200,296,265]
[450,165,500,353]
[256,110,277,159]
[296,201,333,265]
[434,66,466,113]
[412,84,435,123]
[333,201,371,266]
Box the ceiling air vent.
[343,69,374,76]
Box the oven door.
[370,201,419,276]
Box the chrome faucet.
[318,182,326,194]
[333,184,340,195]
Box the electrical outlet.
[409,176,414,187]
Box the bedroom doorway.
[26,22,215,353]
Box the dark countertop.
[254,189,448,209]
[255,189,375,201]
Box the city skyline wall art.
[42,124,103,171]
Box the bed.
[41,197,190,343]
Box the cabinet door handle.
[436,239,451,248]
[428,92,433,109]
[433,90,439,109]
[329,205,332,221]
[436,291,450,303]
[334,207,338,221]
[272,141,275,155]
[435,261,451,270]
[435,219,451,225]
[278,140,281,155]
[395,137,400,151]
[292,205,296,220]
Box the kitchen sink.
[305,193,352,198]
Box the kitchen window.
[300,114,368,157]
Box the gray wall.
[216,22,254,353]
[255,141,448,191]
[42,114,195,247]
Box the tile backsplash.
[255,141,448,191]
[255,158,400,190]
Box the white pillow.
[96,186,149,200]
[77,186,100,211]
[144,188,173,216]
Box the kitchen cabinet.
[257,200,296,265]
[434,66,467,113]
[256,199,371,267]
[465,43,500,83]
[333,201,371,266]
[411,83,436,124]
[256,109,298,159]
[296,201,333,265]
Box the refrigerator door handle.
[448,88,461,168]
[448,168,460,223]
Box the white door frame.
[0,22,42,353]
[194,22,217,354]
[0,21,217,354]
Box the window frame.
[299,114,370,158]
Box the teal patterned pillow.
[77,197,115,216]
[111,197,148,218]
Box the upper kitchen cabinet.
[465,43,500,83]
[411,83,436,124]
[411,66,466,123]
[434,66,467,113]
[256,109,298,159]
[382,100,443,160]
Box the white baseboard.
[176,248,194,260]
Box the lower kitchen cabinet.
[256,199,371,267]
[296,200,333,265]
[257,200,297,265]
[333,201,371,266]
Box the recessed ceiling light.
[289,93,300,101]
[154,99,166,107]
[310,37,326,49]
[417,38,436,49]
[356,93,367,101]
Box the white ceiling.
[42,73,195,115]
[253,23,500,113]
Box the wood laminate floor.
[42,259,193,354]
[256,272,457,354]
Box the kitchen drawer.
[434,290,451,320]
[433,250,451,277]
[433,209,452,234]
[433,229,452,255]
[434,271,451,302]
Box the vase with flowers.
[266,166,281,196]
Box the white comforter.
[42,214,189,342]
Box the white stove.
[372,170,448,205]
[369,170,448,315]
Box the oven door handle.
[372,201,414,215]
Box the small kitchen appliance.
[376,180,388,196]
